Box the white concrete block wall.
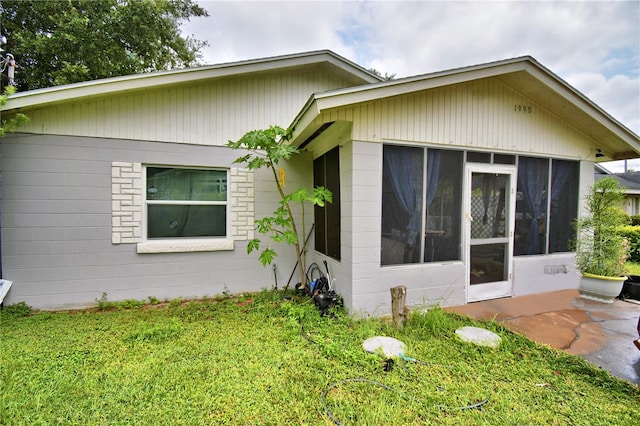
[346,140,467,317]
[0,134,298,309]
[347,140,393,316]
[0,135,591,313]
[512,253,579,297]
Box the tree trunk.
[390,286,408,328]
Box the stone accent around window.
[111,162,254,249]
[230,168,255,241]
[111,162,143,244]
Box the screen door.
[465,164,516,302]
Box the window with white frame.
[145,166,228,239]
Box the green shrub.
[574,178,629,277]
[620,225,640,263]
[96,292,146,311]
[0,301,32,318]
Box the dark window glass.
[467,151,491,163]
[147,168,226,201]
[549,160,579,253]
[381,145,424,265]
[514,157,549,255]
[314,147,341,260]
[494,154,516,165]
[148,205,226,238]
[313,159,326,254]
[146,167,227,239]
[424,149,463,262]
[470,244,506,284]
[380,149,578,262]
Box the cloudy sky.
[181,0,639,172]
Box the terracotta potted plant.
[574,177,629,303]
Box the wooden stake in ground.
[390,285,407,328]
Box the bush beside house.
[620,225,640,263]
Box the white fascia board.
[290,96,321,138]
[297,56,638,150]
[321,51,383,83]
[312,59,529,111]
[290,58,530,137]
[3,50,380,112]
[522,62,640,147]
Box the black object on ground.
[619,275,640,301]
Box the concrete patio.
[447,289,640,386]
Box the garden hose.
[300,319,490,424]
[322,377,489,425]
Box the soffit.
[298,121,353,156]
[496,68,639,160]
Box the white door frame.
[464,164,516,303]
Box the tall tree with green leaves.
[228,126,332,291]
[0,86,28,137]
[0,0,209,91]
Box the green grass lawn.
[627,261,640,276]
[1,291,639,425]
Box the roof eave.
[292,56,639,157]
[290,57,532,140]
[514,61,640,154]
[3,50,382,112]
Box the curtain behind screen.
[424,149,463,262]
[381,145,423,264]
[515,157,549,255]
[549,160,579,252]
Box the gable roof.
[4,51,638,161]
[291,56,640,161]
[3,50,382,112]
[595,163,613,175]
[595,171,640,195]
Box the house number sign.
[514,104,532,113]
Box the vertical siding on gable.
[340,77,591,159]
[17,67,361,146]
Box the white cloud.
[183,0,640,135]
[565,72,640,135]
[182,1,357,64]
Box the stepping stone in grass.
[455,326,502,348]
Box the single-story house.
[2,50,639,315]
[595,164,640,216]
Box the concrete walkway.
[447,290,640,386]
